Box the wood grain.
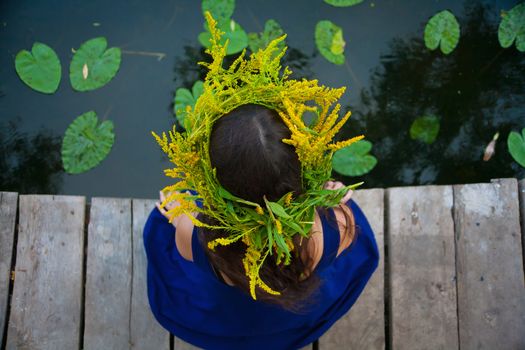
[131,199,170,349]
[388,185,458,350]
[0,192,18,347]
[454,179,525,349]
[320,188,385,349]
[6,195,85,350]
[84,197,132,350]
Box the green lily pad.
[15,42,61,94]
[332,140,377,176]
[424,10,460,55]
[62,111,115,174]
[198,19,248,55]
[202,0,235,24]
[507,128,525,168]
[410,115,440,144]
[70,37,121,91]
[248,19,285,53]
[174,80,204,130]
[324,0,364,7]
[498,3,525,52]
[315,20,346,65]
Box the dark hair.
[198,104,325,312]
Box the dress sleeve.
[143,206,178,265]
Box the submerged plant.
[332,140,377,176]
[498,3,525,52]
[15,42,61,94]
[70,37,121,91]
[315,20,346,65]
[409,115,440,144]
[507,128,525,168]
[61,111,115,174]
[424,10,460,55]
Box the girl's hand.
[156,190,183,227]
[324,181,353,204]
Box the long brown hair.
[198,104,354,313]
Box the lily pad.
[198,19,248,55]
[498,3,525,52]
[410,115,440,144]
[315,20,346,65]
[15,42,61,94]
[332,140,377,176]
[507,128,525,168]
[248,19,285,53]
[70,37,121,91]
[424,10,460,55]
[202,0,235,24]
[324,0,364,7]
[174,80,204,130]
[61,111,115,174]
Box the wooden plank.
[84,197,132,350]
[131,199,170,349]
[174,337,203,350]
[6,195,85,349]
[518,179,525,269]
[0,192,18,346]
[388,185,458,349]
[320,189,385,349]
[454,179,525,349]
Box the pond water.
[1,0,523,199]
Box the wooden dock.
[1,178,524,350]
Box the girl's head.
[199,104,321,312]
[209,103,302,204]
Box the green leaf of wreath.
[70,37,121,91]
[424,10,460,55]
[15,42,61,94]
[61,111,115,174]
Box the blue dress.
[144,199,379,350]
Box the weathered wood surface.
[0,192,18,347]
[454,179,525,349]
[519,179,525,272]
[387,185,459,350]
[84,198,132,350]
[320,189,385,350]
[131,199,170,349]
[6,195,85,350]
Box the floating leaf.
[332,140,377,176]
[70,37,121,91]
[198,19,248,55]
[410,115,440,144]
[315,20,345,65]
[498,3,525,52]
[15,42,61,94]
[61,111,115,174]
[424,10,460,54]
[201,0,235,24]
[248,19,285,52]
[507,128,525,168]
[324,0,364,7]
[174,80,204,130]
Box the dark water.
[0,0,523,199]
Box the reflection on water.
[0,117,63,194]
[336,2,525,188]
